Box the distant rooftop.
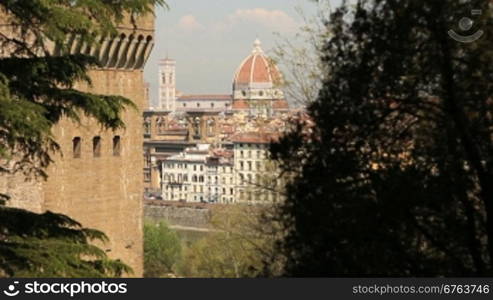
[177,95,233,101]
[230,132,279,144]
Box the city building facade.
[161,145,235,203]
[232,132,280,204]
[145,38,293,205]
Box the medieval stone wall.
[42,68,146,276]
[0,10,155,277]
[144,201,212,229]
[0,173,43,213]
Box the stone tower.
[158,58,176,111]
[0,11,155,276]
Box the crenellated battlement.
[55,32,154,70]
[0,9,155,71]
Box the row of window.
[165,163,233,173]
[165,186,234,195]
[163,193,234,203]
[164,172,275,187]
[164,174,200,183]
[182,102,219,108]
[238,190,279,202]
[239,150,264,159]
[238,173,272,186]
[72,136,121,158]
[166,163,203,171]
[239,160,264,171]
[161,72,174,85]
[163,174,234,185]
[240,90,266,97]
[237,144,265,150]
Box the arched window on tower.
[93,136,101,158]
[113,136,121,156]
[73,137,81,158]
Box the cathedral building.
[155,38,289,117]
[232,39,289,116]
[145,39,292,205]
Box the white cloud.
[215,8,299,34]
[177,15,205,32]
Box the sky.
[143,0,339,107]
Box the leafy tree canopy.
[178,205,282,278]
[271,0,493,276]
[144,221,182,278]
[0,207,131,277]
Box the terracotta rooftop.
[177,95,233,101]
[232,99,250,110]
[221,124,235,134]
[230,132,279,144]
[212,149,234,158]
[272,99,289,109]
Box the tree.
[272,0,332,107]
[0,207,131,277]
[177,205,283,278]
[144,221,182,278]
[0,0,166,277]
[271,0,493,276]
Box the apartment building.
[161,145,235,203]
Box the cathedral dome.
[233,39,283,93]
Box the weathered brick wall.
[0,10,155,277]
[0,173,43,213]
[42,68,146,276]
[144,202,212,229]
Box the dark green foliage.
[271,0,493,276]
[0,0,166,277]
[0,206,132,277]
[144,221,182,277]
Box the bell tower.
[158,58,176,111]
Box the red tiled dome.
[233,39,282,86]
